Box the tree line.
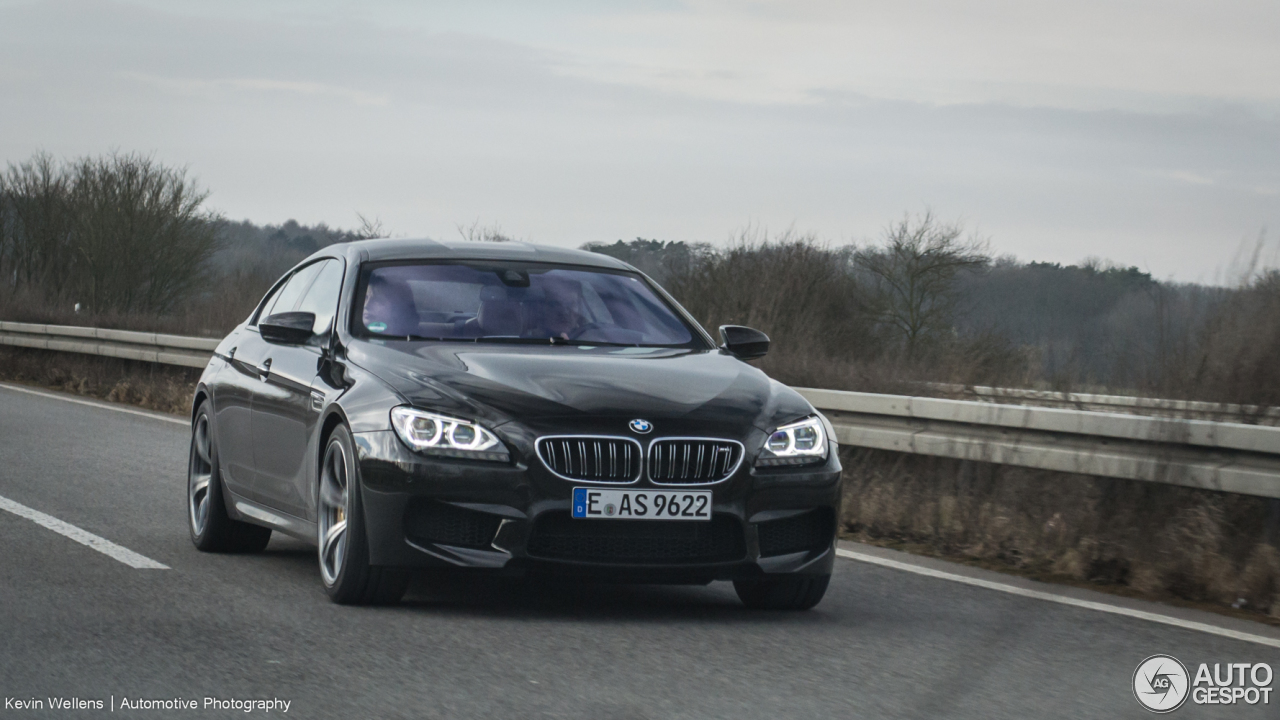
[2,151,1275,407]
[587,225,1278,408]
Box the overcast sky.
[2,0,1277,282]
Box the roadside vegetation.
[588,228,1280,409]
[840,449,1280,622]
[3,150,1279,620]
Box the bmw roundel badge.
[629,419,653,434]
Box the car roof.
[309,238,635,271]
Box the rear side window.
[295,260,345,335]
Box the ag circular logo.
[1134,655,1190,713]
[628,419,652,434]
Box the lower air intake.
[756,509,835,557]
[403,499,503,549]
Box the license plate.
[572,488,711,521]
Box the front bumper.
[352,430,842,582]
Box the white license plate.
[571,488,711,521]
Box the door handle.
[256,358,272,378]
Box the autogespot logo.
[1134,655,1190,713]
[628,419,652,434]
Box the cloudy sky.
[2,0,1277,281]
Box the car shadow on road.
[258,533,840,625]
[398,570,848,626]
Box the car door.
[251,258,344,517]
[214,327,268,498]
[217,262,324,505]
[213,270,302,496]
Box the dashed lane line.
[0,494,168,569]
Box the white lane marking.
[0,494,168,569]
[0,382,186,425]
[837,548,1280,649]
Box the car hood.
[345,341,814,434]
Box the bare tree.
[663,228,875,384]
[66,153,222,313]
[856,212,989,358]
[0,152,222,314]
[353,213,387,240]
[457,219,514,243]
[1,153,75,296]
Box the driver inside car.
[533,274,587,340]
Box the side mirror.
[260,312,316,345]
[719,325,769,360]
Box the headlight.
[755,416,828,467]
[390,407,509,462]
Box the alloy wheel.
[188,414,213,536]
[318,440,350,586]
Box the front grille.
[648,439,743,484]
[756,509,835,557]
[526,512,746,564]
[537,436,641,482]
[403,499,503,549]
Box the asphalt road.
[1,383,1278,719]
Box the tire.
[188,401,273,553]
[733,574,830,611]
[317,424,408,605]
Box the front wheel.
[734,574,830,611]
[317,424,408,605]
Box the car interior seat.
[458,285,525,337]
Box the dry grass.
[0,347,197,415]
[839,447,1280,620]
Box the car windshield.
[354,261,699,347]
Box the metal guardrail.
[4,321,1277,499]
[0,321,217,368]
[927,382,1280,424]
[796,387,1280,500]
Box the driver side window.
[255,262,324,325]
[295,260,345,336]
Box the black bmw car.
[187,239,842,609]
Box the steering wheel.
[568,323,603,340]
